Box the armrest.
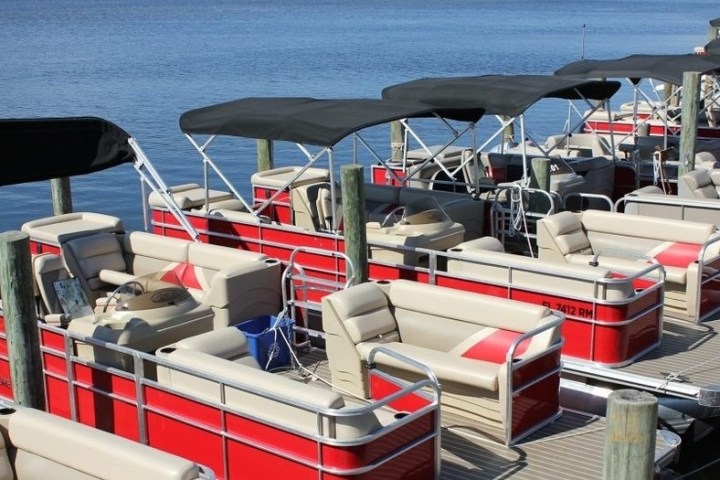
[98,269,134,286]
[44,313,71,327]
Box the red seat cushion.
[461,328,531,364]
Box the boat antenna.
[581,24,586,59]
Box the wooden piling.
[530,158,551,192]
[341,165,368,285]
[256,139,274,172]
[51,177,73,215]
[390,121,405,162]
[603,389,657,480]
[502,116,515,145]
[679,71,701,175]
[0,232,45,409]
[529,158,551,213]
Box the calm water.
[1,0,716,232]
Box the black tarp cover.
[555,54,720,85]
[710,18,720,27]
[0,117,135,187]
[180,97,485,147]
[381,75,621,117]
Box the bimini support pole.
[128,137,200,241]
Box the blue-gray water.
[1,0,716,232]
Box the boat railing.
[281,246,356,339]
[490,184,558,254]
[614,190,720,212]
[36,321,440,479]
[563,192,614,212]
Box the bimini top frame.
[179,97,485,230]
[0,116,199,239]
[555,54,720,144]
[381,74,622,186]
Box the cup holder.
[376,280,391,285]
[158,347,176,355]
[394,411,410,420]
[0,408,16,416]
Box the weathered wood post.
[256,139,274,172]
[502,116,515,146]
[0,232,45,409]
[51,177,73,215]
[529,157,551,213]
[530,158,551,192]
[390,121,405,163]
[341,165,368,285]
[679,71,701,175]
[603,389,657,480]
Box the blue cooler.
[237,315,294,370]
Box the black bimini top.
[706,38,720,56]
[710,18,720,28]
[0,117,135,187]
[381,75,621,117]
[179,97,485,147]
[555,54,720,85]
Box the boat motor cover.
[0,117,136,187]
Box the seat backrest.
[322,282,398,345]
[121,232,190,277]
[158,348,383,440]
[678,169,719,199]
[315,182,342,230]
[710,170,720,195]
[6,406,201,480]
[61,233,126,303]
[290,183,322,230]
[536,211,592,261]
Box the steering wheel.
[380,206,406,227]
[102,280,145,313]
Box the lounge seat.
[322,279,563,444]
[364,183,485,240]
[21,212,124,253]
[537,210,720,322]
[445,236,663,365]
[60,231,282,328]
[0,405,208,480]
[156,328,393,441]
[147,183,235,210]
[678,169,720,199]
[366,212,465,266]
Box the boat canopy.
[710,18,720,28]
[555,54,720,85]
[0,117,136,187]
[380,75,621,117]
[179,97,485,147]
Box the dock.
[290,349,679,479]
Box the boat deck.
[287,349,678,480]
[565,315,720,399]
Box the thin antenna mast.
[581,24,586,59]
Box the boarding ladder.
[280,247,356,343]
[490,184,559,256]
